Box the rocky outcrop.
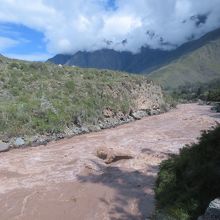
[199,198,220,220]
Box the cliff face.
[132,82,164,111]
[103,80,164,112]
[99,80,165,129]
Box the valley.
[0,103,219,220]
[1,2,220,220]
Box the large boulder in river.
[96,147,133,164]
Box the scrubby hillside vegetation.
[149,37,220,89]
[0,56,165,146]
[155,126,220,220]
[167,79,220,103]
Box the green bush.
[169,80,220,102]
[155,126,220,219]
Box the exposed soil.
[0,104,219,220]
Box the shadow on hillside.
[77,161,157,220]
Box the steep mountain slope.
[67,49,133,70]
[48,28,220,74]
[48,48,166,73]
[149,37,220,88]
[0,55,165,146]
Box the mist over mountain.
[1,0,220,59]
[149,32,220,88]
[48,28,220,74]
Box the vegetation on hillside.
[168,79,220,102]
[155,126,220,220]
[149,38,220,89]
[0,56,159,140]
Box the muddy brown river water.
[0,104,219,220]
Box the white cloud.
[0,0,220,54]
[0,36,18,50]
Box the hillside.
[48,28,220,74]
[0,56,165,147]
[149,37,220,88]
[48,48,168,73]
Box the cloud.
[0,36,19,51]
[0,0,220,54]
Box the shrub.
[155,126,220,219]
[169,80,220,102]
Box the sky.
[0,0,220,61]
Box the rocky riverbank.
[0,104,219,220]
[0,97,166,152]
[0,56,167,152]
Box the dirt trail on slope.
[0,104,219,220]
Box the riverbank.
[0,103,219,219]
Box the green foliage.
[163,92,178,109]
[65,80,75,91]
[165,79,220,103]
[207,88,220,101]
[0,56,153,139]
[155,126,220,219]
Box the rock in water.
[203,198,220,220]
[96,147,133,164]
[0,141,10,152]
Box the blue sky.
[0,0,220,61]
[0,22,49,60]
[106,0,117,10]
[0,0,120,61]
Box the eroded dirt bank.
[0,104,219,220]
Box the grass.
[0,56,161,139]
[155,126,220,219]
[149,39,220,89]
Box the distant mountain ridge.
[148,36,220,88]
[48,28,220,74]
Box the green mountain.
[148,36,220,89]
